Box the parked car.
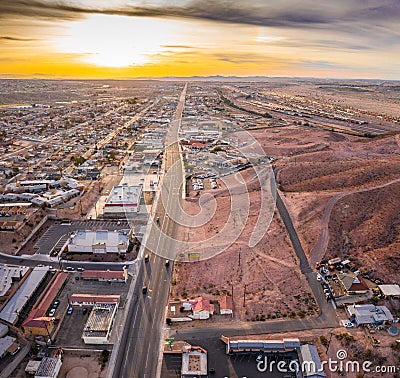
[142,286,148,294]
[67,306,73,315]
[165,260,170,267]
[48,308,56,317]
[344,322,354,328]
[77,267,85,272]
[144,254,149,262]
[52,300,60,309]
[66,267,75,272]
[82,308,88,315]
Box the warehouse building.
[103,185,142,218]
[67,229,130,254]
[0,266,49,325]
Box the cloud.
[1,0,399,30]
[300,60,349,70]
[0,36,37,42]
[214,52,291,65]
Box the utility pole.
[231,283,235,317]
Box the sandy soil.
[327,183,400,283]
[57,167,122,220]
[280,191,332,259]
[271,82,400,118]
[250,126,400,284]
[58,350,108,378]
[171,172,318,321]
[0,208,46,254]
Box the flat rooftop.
[83,303,117,338]
[182,348,207,376]
[0,264,30,297]
[105,185,142,207]
[0,266,49,324]
[379,284,400,297]
[69,230,129,247]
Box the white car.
[317,274,322,281]
[344,322,354,328]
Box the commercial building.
[82,303,117,344]
[181,346,208,378]
[34,356,62,378]
[0,266,49,324]
[347,304,394,326]
[221,336,325,377]
[67,229,130,254]
[0,264,30,298]
[22,272,68,337]
[70,294,120,306]
[223,337,301,354]
[297,344,326,377]
[81,270,127,283]
[103,185,142,217]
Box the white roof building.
[347,304,394,326]
[181,346,208,378]
[67,230,130,254]
[0,335,16,359]
[0,264,30,297]
[104,185,142,216]
[298,344,326,377]
[0,266,49,324]
[0,323,8,338]
[378,284,400,298]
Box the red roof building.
[81,270,126,282]
[22,272,68,337]
[70,294,120,305]
[219,295,233,315]
[190,297,214,320]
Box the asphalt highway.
[111,83,187,378]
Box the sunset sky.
[1,0,399,79]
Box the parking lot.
[53,271,130,348]
[161,337,294,378]
[33,220,130,255]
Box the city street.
[110,83,187,378]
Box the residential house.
[188,297,214,320]
[337,273,370,295]
[219,295,233,316]
[346,304,394,327]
